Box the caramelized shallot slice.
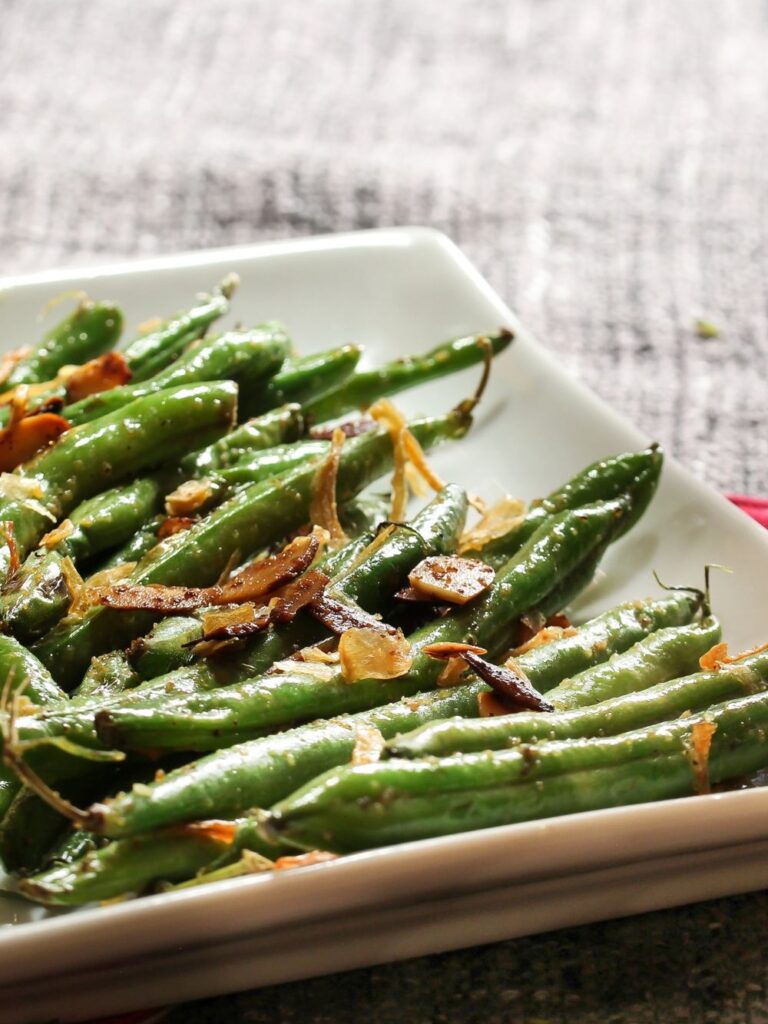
[308,593,395,636]
[408,555,494,605]
[457,496,525,554]
[461,650,553,713]
[338,627,413,682]
[65,352,132,403]
[351,725,386,764]
[309,427,349,549]
[91,534,319,613]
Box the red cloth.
[727,494,768,529]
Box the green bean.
[71,650,139,699]
[0,787,70,874]
[94,498,626,752]
[0,380,237,578]
[304,330,513,423]
[0,634,65,706]
[5,301,123,388]
[180,404,305,476]
[43,829,101,868]
[33,408,470,688]
[392,637,755,758]
[542,617,721,710]
[240,346,362,419]
[95,516,165,573]
[0,478,165,641]
[465,447,662,568]
[19,823,240,905]
[86,682,486,838]
[63,325,289,427]
[268,656,768,852]
[121,289,232,382]
[128,529,376,680]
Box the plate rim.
[1,226,768,983]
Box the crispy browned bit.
[40,518,75,549]
[157,516,197,539]
[309,417,376,440]
[339,627,413,682]
[308,592,396,636]
[218,534,319,603]
[91,534,319,613]
[0,409,70,471]
[180,820,238,844]
[273,850,338,871]
[687,721,718,794]
[309,427,349,549]
[269,569,329,623]
[165,479,214,517]
[65,352,132,403]
[423,641,488,660]
[511,622,578,657]
[0,520,20,576]
[462,650,554,713]
[408,555,495,605]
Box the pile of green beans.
[0,280,762,909]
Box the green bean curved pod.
[63,325,289,426]
[93,499,624,752]
[518,594,699,692]
[180,404,305,476]
[269,659,768,852]
[121,292,230,382]
[304,329,513,423]
[61,477,164,562]
[391,646,759,757]
[0,549,72,642]
[33,410,469,688]
[72,650,140,699]
[95,516,164,573]
[87,682,486,838]
[6,301,123,388]
[240,345,362,419]
[0,381,237,578]
[543,617,721,710]
[19,825,236,906]
[0,633,65,706]
[467,447,662,568]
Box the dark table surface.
[2,1,767,1020]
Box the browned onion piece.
[462,650,554,713]
[157,516,197,539]
[269,569,329,624]
[423,641,488,660]
[65,352,132,403]
[338,627,413,682]
[91,534,319,613]
[308,593,396,636]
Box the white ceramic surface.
[1,228,767,1021]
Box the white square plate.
[1,228,768,1023]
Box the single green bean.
[304,329,513,422]
[240,345,362,419]
[268,652,768,852]
[6,301,123,388]
[63,325,289,426]
[121,289,232,382]
[180,404,305,476]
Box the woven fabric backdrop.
[2,0,766,497]
[2,1,768,1022]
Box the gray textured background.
[2,1,768,1020]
